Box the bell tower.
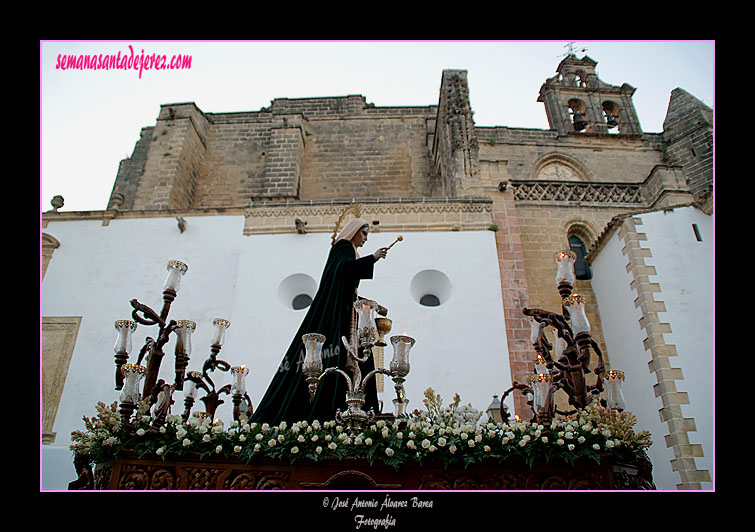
[537,54,642,137]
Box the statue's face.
[351,226,369,248]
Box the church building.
[41,54,713,490]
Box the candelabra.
[111,261,250,431]
[499,250,626,430]
[302,299,416,434]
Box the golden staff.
[385,235,403,250]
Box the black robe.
[251,239,380,424]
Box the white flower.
[215,445,223,454]
[291,446,299,454]
[203,434,211,442]
[593,444,601,451]
[354,436,363,445]
[136,428,146,436]
[602,429,611,438]
[182,438,191,447]
[311,434,319,442]
[475,434,483,443]
[277,434,285,443]
[449,445,457,454]
[298,435,306,443]
[385,448,394,457]
[396,432,403,440]
[437,437,447,447]
[159,426,166,434]
[255,433,263,441]
[316,446,323,455]
[468,440,475,448]
[568,444,575,451]
[484,445,491,452]
[268,439,276,447]
[381,428,390,438]
[261,423,270,431]
[407,440,416,450]
[429,445,437,452]
[565,431,574,439]
[254,444,261,452]
[578,436,586,444]
[422,439,431,449]
[234,445,242,453]
[541,437,548,444]
[325,434,332,442]
[176,427,187,439]
[460,432,468,440]
[328,442,337,450]
[239,434,247,443]
[156,447,165,456]
[365,438,373,446]
[557,439,565,446]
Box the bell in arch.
[572,111,587,131]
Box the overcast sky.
[40,40,714,212]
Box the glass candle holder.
[175,320,196,355]
[114,320,137,354]
[554,250,576,286]
[211,318,231,347]
[603,370,626,410]
[389,334,415,378]
[184,371,203,399]
[534,354,549,375]
[563,294,591,335]
[301,333,326,377]
[120,364,146,404]
[163,260,188,293]
[231,365,249,395]
[355,299,379,346]
[528,317,540,344]
[527,373,552,415]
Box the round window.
[410,270,451,307]
[278,273,317,311]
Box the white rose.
[215,445,223,454]
[291,446,299,454]
[385,448,394,457]
[203,434,211,442]
[328,442,337,450]
[593,444,601,451]
[422,439,431,449]
[437,437,447,447]
[234,445,242,453]
[182,438,191,447]
[316,446,323,455]
[365,438,373,446]
[136,428,146,436]
[568,444,575,451]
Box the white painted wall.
[590,206,713,490]
[41,215,511,489]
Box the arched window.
[602,101,620,131]
[568,235,592,280]
[568,99,587,132]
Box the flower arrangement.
[70,388,651,470]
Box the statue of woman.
[251,218,388,424]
